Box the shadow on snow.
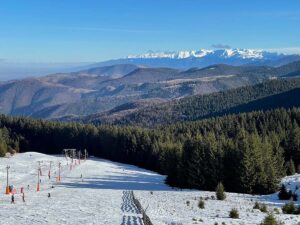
[56,174,172,191]
[56,158,173,191]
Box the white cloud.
[211,44,231,49]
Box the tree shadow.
[57,173,172,191]
[56,157,177,191]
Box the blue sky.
[0,0,300,62]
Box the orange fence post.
[37,167,40,192]
[5,165,10,194]
[58,162,61,182]
[5,186,10,194]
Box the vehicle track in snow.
[121,190,143,225]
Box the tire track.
[121,191,143,225]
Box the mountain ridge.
[94,49,300,69]
[1,61,300,120]
[127,49,278,59]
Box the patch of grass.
[198,199,205,209]
[229,208,239,219]
[282,202,295,214]
[253,202,260,209]
[273,208,280,214]
[260,204,268,213]
[261,213,284,225]
[253,202,268,213]
[281,201,300,215]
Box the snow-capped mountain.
[127,49,214,59]
[127,49,267,60]
[95,48,300,69]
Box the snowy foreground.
[0,153,299,225]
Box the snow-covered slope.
[0,152,169,225]
[135,174,300,225]
[136,185,300,225]
[0,153,299,225]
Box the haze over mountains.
[0,61,90,81]
[0,49,300,122]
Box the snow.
[261,174,300,207]
[126,49,271,60]
[127,50,214,59]
[135,175,300,225]
[282,174,300,197]
[136,189,300,225]
[0,152,299,225]
[0,152,168,225]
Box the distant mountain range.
[2,49,300,81]
[92,49,300,69]
[1,53,300,121]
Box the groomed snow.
[0,152,169,225]
[0,152,299,225]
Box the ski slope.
[0,152,169,225]
[0,152,299,225]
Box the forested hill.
[0,108,300,194]
[215,88,300,116]
[88,77,300,127]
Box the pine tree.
[268,133,286,178]
[262,138,283,193]
[261,213,282,225]
[286,122,300,165]
[278,184,291,200]
[286,159,296,176]
[0,130,8,157]
[184,133,218,190]
[240,133,262,193]
[216,182,226,200]
[183,137,206,189]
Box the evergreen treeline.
[0,107,300,194]
[0,126,19,156]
